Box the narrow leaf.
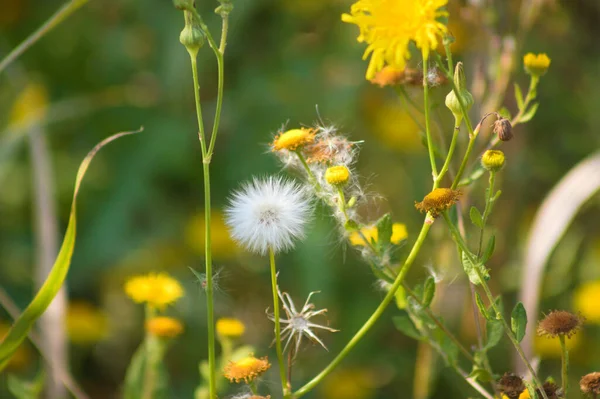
[376,213,393,249]
[511,302,528,343]
[0,128,142,370]
[468,366,494,383]
[484,319,503,350]
[481,235,496,264]
[514,83,524,110]
[7,371,44,399]
[461,252,489,285]
[519,102,539,123]
[470,206,483,228]
[475,292,493,321]
[392,312,422,340]
[422,277,435,308]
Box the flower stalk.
[269,248,290,396]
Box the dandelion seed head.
[225,177,311,255]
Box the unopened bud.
[481,150,505,172]
[347,196,357,208]
[173,0,194,11]
[325,165,350,186]
[215,0,233,17]
[445,62,474,122]
[493,118,513,141]
[179,11,204,57]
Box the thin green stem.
[422,61,438,179]
[188,52,217,398]
[292,218,433,398]
[269,248,289,396]
[511,76,539,127]
[443,37,455,75]
[476,172,496,258]
[0,0,89,75]
[559,335,569,399]
[451,135,477,190]
[294,150,321,192]
[250,381,258,395]
[336,187,348,220]
[435,120,460,188]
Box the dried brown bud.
[494,117,513,141]
[537,310,584,338]
[581,372,600,396]
[539,381,562,399]
[415,188,461,218]
[497,373,525,399]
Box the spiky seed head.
[537,310,584,338]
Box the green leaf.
[498,106,512,120]
[394,284,407,310]
[392,312,422,340]
[124,337,169,399]
[519,102,539,123]
[484,319,503,350]
[481,235,496,264]
[7,371,45,399]
[376,213,393,249]
[469,206,483,228]
[475,292,493,321]
[468,366,493,383]
[511,302,528,343]
[461,251,490,285]
[514,83,524,110]
[0,128,142,370]
[422,277,435,308]
[433,327,459,366]
[459,166,485,187]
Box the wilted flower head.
[225,177,311,255]
[303,126,359,166]
[269,288,338,358]
[124,273,184,309]
[580,372,600,396]
[342,0,448,79]
[497,373,525,399]
[537,310,584,338]
[223,355,271,383]
[415,188,460,217]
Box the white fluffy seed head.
[225,176,311,255]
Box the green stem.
[443,37,455,74]
[559,335,569,399]
[441,213,550,399]
[269,247,289,396]
[0,0,89,75]
[476,172,496,258]
[423,61,438,179]
[292,219,433,398]
[294,150,320,191]
[250,380,258,395]
[435,119,461,188]
[451,135,477,190]
[511,75,539,126]
[336,186,348,220]
[188,53,217,399]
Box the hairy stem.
[560,335,569,399]
[423,61,438,179]
[269,247,290,396]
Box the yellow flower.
[124,273,184,309]
[146,316,184,338]
[223,355,271,383]
[216,318,246,338]
[272,128,316,151]
[10,82,48,125]
[325,165,351,186]
[534,332,581,358]
[415,188,460,217]
[342,0,448,79]
[574,280,600,323]
[349,223,407,246]
[66,302,109,345]
[501,392,530,399]
[186,211,237,259]
[370,102,421,152]
[523,53,550,76]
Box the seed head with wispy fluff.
[225,177,311,255]
[537,310,584,338]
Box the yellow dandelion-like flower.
[342,0,448,79]
[523,53,550,76]
[223,355,271,383]
[216,317,246,338]
[272,128,316,151]
[146,316,184,338]
[574,280,600,323]
[66,302,109,345]
[414,188,460,217]
[349,223,407,246]
[325,165,351,186]
[124,273,184,309]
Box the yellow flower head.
[481,150,505,172]
[523,53,550,76]
[325,165,351,186]
[223,355,271,383]
[272,128,316,151]
[66,302,109,345]
[342,0,448,79]
[146,316,184,338]
[574,280,600,323]
[349,223,407,246]
[124,273,184,309]
[216,317,246,338]
[414,188,460,217]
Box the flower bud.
[481,150,505,172]
[173,0,195,11]
[493,117,513,141]
[179,11,204,57]
[445,62,474,122]
[347,196,357,208]
[523,53,550,77]
[325,165,350,186]
[215,0,233,17]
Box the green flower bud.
[179,11,204,57]
[445,62,474,122]
[481,150,505,172]
[215,0,233,17]
[347,196,357,208]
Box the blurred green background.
[1,0,600,398]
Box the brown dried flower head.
[493,117,513,142]
[581,372,600,395]
[304,136,354,164]
[415,188,461,217]
[223,355,271,383]
[497,373,525,399]
[537,310,584,338]
[538,381,562,399]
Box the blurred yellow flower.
[216,318,245,339]
[10,82,48,124]
[124,273,184,309]
[320,368,377,399]
[146,316,184,338]
[0,322,32,371]
[574,280,600,323]
[371,103,421,152]
[534,332,581,358]
[66,302,109,345]
[523,53,551,76]
[186,211,237,259]
[342,0,448,79]
[349,223,407,246]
